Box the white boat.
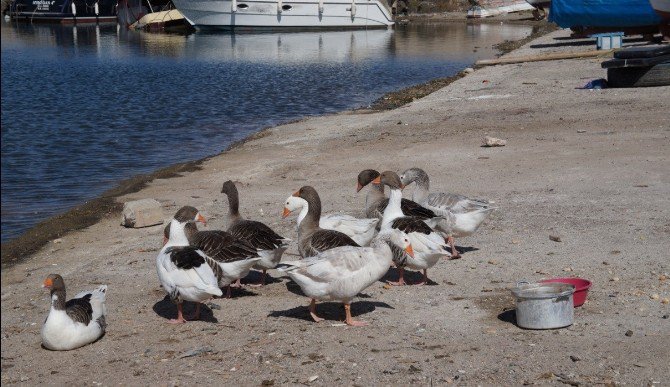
[171,0,394,30]
[467,0,534,18]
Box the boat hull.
[549,0,661,29]
[7,0,118,24]
[172,0,394,29]
[650,0,670,20]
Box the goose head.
[377,229,414,258]
[356,169,381,192]
[42,273,65,292]
[399,167,428,188]
[282,195,308,219]
[371,171,404,190]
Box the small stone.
[207,302,221,310]
[659,275,667,281]
[570,355,581,362]
[463,67,475,74]
[549,235,562,242]
[261,380,275,386]
[408,365,422,373]
[122,199,164,228]
[53,238,63,244]
[625,330,633,337]
[661,298,669,305]
[610,277,620,282]
[511,239,521,244]
[563,267,573,272]
[482,136,506,147]
[308,375,319,382]
[650,294,659,300]
[488,259,498,265]
[577,130,586,133]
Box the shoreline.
[0,13,548,267]
[2,22,668,385]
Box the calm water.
[0,20,533,242]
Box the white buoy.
[71,1,77,16]
[231,0,237,12]
[277,0,283,13]
[94,1,99,15]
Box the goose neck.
[166,219,190,246]
[50,289,66,311]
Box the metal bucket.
[511,280,575,329]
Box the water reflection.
[1,19,534,242]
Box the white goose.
[282,195,379,246]
[400,167,496,258]
[375,171,451,286]
[278,228,413,326]
[41,274,107,350]
[157,206,224,324]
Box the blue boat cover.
[549,0,662,28]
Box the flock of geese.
[40,168,496,350]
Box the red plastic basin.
[540,277,592,307]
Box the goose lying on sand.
[41,274,107,350]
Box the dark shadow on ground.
[497,308,517,325]
[268,300,394,323]
[379,267,438,286]
[239,270,283,286]
[152,295,218,323]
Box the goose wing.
[190,230,259,263]
[286,246,371,283]
[228,220,288,250]
[64,295,93,325]
[426,192,490,213]
[391,217,433,235]
[306,229,360,256]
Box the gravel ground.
[2,28,669,386]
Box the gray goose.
[375,171,451,286]
[291,186,360,258]
[41,274,107,350]
[356,169,437,221]
[158,206,224,323]
[163,210,262,298]
[221,180,290,286]
[400,167,496,258]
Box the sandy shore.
[2,27,669,385]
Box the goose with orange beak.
[279,228,413,326]
[282,195,379,246]
[374,171,451,286]
[285,186,359,258]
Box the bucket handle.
[516,279,530,288]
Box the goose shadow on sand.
[267,280,394,323]
[153,295,218,323]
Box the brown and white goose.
[157,206,225,323]
[282,195,379,246]
[357,169,437,221]
[374,171,451,286]
[221,180,290,286]
[41,274,107,350]
[164,220,263,298]
[400,167,496,258]
[288,186,360,258]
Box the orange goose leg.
[447,236,461,259]
[388,267,407,286]
[168,303,187,324]
[344,304,368,326]
[230,278,243,288]
[309,299,324,323]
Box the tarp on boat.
[549,0,661,28]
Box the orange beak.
[196,213,207,226]
[372,176,381,185]
[292,190,300,197]
[282,207,291,219]
[43,278,53,289]
[404,244,415,258]
[356,182,363,193]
